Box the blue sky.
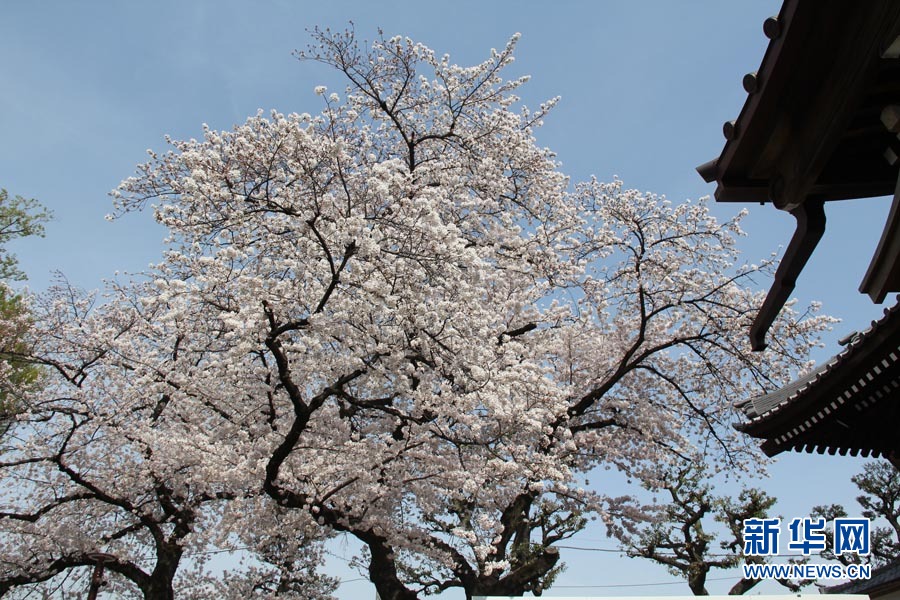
[1,2,892,597]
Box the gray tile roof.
[735,298,900,424]
[827,558,900,595]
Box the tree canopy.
[621,461,811,595]
[813,461,900,569]
[0,32,833,599]
[0,189,50,283]
[0,189,49,423]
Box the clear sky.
[1,2,892,597]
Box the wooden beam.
[860,170,900,302]
[768,5,900,211]
[750,199,826,350]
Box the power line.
[557,544,806,558]
[555,575,736,589]
[184,545,252,557]
[557,545,623,553]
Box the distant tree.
[0,189,50,425]
[0,288,40,421]
[621,461,809,595]
[813,461,900,568]
[0,189,51,283]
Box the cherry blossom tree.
[0,283,207,598]
[0,281,336,599]
[0,30,833,599]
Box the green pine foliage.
[0,189,50,425]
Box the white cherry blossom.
[0,29,832,599]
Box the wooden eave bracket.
[750,199,826,351]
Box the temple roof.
[827,559,900,596]
[698,0,900,208]
[698,0,900,350]
[735,298,900,465]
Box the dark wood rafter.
[705,0,900,469]
[698,0,900,350]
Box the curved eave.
[699,0,900,208]
[735,298,900,462]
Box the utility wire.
[557,544,808,558]
[554,575,736,589]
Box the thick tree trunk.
[139,547,181,600]
[367,538,418,600]
[728,577,760,595]
[142,578,176,600]
[469,547,559,598]
[688,572,709,596]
